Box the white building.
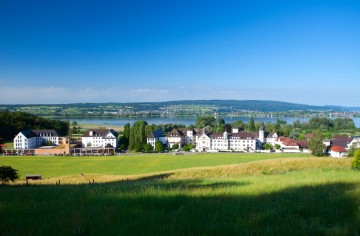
[330,146,347,158]
[195,127,277,152]
[147,129,167,149]
[14,130,60,150]
[82,129,118,148]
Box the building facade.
[82,129,118,148]
[14,130,60,150]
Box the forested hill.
[0,111,69,141]
[0,100,360,116]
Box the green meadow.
[1,153,360,235]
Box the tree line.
[0,110,69,141]
[118,116,358,153]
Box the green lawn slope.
[0,154,359,235]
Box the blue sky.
[0,0,359,106]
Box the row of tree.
[117,116,358,153]
[0,110,69,141]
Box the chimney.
[89,131,93,136]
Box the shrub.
[0,166,20,184]
[352,149,360,169]
[143,143,153,153]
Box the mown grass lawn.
[0,154,359,235]
[0,153,309,179]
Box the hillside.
[1,100,358,117]
[1,155,359,235]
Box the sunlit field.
[1,154,359,235]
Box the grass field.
[1,153,359,235]
[0,153,308,180]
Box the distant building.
[14,130,60,150]
[330,146,347,158]
[82,129,118,148]
[195,127,277,152]
[147,129,167,149]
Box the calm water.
[66,116,360,128]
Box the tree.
[143,143,153,153]
[248,116,256,131]
[275,144,281,150]
[195,116,216,129]
[182,144,194,151]
[118,123,131,150]
[172,143,179,150]
[215,118,225,132]
[263,143,273,150]
[134,143,143,152]
[128,121,147,151]
[0,166,20,184]
[71,120,80,134]
[155,140,165,153]
[347,143,360,157]
[0,138,3,153]
[308,130,325,157]
[352,149,360,169]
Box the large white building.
[195,127,278,152]
[146,126,278,152]
[14,130,60,150]
[82,129,118,148]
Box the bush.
[172,143,179,150]
[352,149,360,169]
[143,143,153,153]
[0,166,20,184]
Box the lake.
[66,116,360,128]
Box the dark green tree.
[134,143,143,152]
[352,149,360,169]
[143,143,153,153]
[0,166,20,184]
[172,143,179,150]
[129,121,147,151]
[248,116,256,131]
[263,143,273,150]
[195,116,216,129]
[215,118,225,132]
[0,138,3,153]
[182,144,194,151]
[118,123,130,150]
[155,140,165,153]
[308,130,325,157]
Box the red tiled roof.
[331,146,347,153]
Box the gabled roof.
[232,131,258,139]
[332,135,353,142]
[210,131,258,139]
[83,129,118,138]
[19,130,59,139]
[20,130,37,139]
[167,129,184,137]
[265,132,277,138]
[32,130,59,137]
[331,146,347,153]
[296,140,309,149]
[277,137,299,147]
[147,129,164,139]
[331,135,353,148]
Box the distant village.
[6,125,360,158]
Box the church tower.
[259,125,265,143]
